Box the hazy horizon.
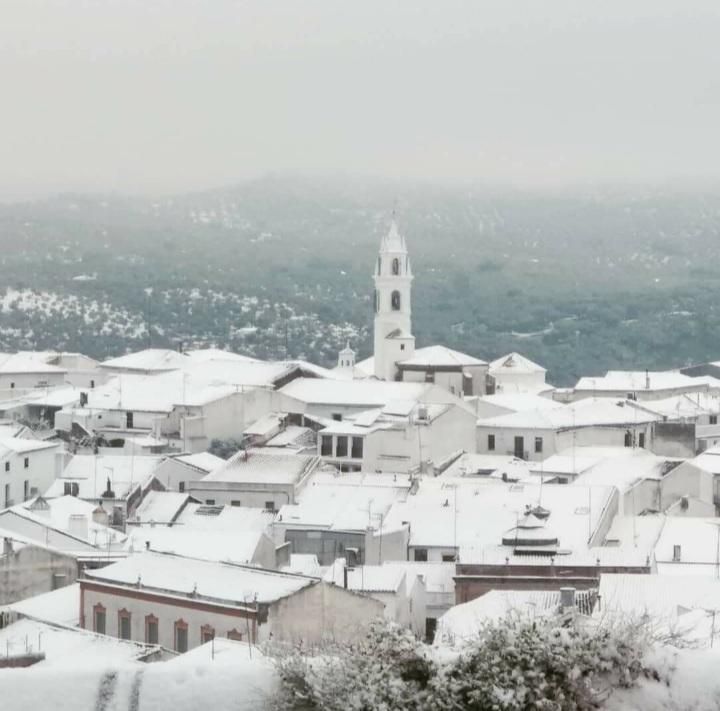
[2,0,720,200]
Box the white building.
[476,398,662,462]
[317,400,477,474]
[572,370,708,402]
[80,551,384,649]
[189,448,322,510]
[324,558,427,638]
[488,352,551,395]
[152,451,225,492]
[0,438,63,508]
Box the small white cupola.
[338,342,356,371]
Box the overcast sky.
[1,0,719,199]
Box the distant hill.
[1,176,720,385]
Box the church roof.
[399,345,487,369]
[380,219,407,253]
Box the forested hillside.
[1,177,720,385]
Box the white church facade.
[351,220,489,397]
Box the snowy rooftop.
[278,472,412,531]
[172,451,225,473]
[46,455,163,500]
[184,348,260,364]
[125,524,266,566]
[324,558,405,593]
[84,551,315,604]
[201,449,319,485]
[0,437,59,456]
[639,392,720,419]
[0,351,67,374]
[278,377,433,407]
[101,348,190,372]
[381,477,614,552]
[476,393,564,414]
[435,589,595,645]
[654,517,720,570]
[489,352,547,374]
[1,583,80,626]
[8,495,127,550]
[398,345,487,368]
[440,452,533,480]
[175,501,275,532]
[574,370,704,393]
[0,618,155,668]
[476,398,661,430]
[133,491,193,524]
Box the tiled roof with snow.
[489,352,547,374]
[84,551,315,604]
[174,451,225,472]
[133,491,192,524]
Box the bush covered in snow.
[270,615,657,711]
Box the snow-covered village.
[0,219,720,708]
[5,2,720,709]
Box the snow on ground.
[2,653,277,711]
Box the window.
[711,415,718,425]
[201,625,215,644]
[442,553,456,562]
[534,437,543,454]
[400,344,405,351]
[392,258,400,275]
[377,257,381,275]
[374,290,379,313]
[178,481,185,493]
[90,379,95,389]
[638,432,646,449]
[488,434,495,451]
[624,431,632,447]
[63,482,71,495]
[351,437,364,459]
[425,618,437,644]
[126,411,134,429]
[205,499,215,505]
[414,548,428,562]
[4,462,9,473]
[227,629,243,641]
[23,457,29,469]
[231,500,241,507]
[93,604,106,635]
[145,615,159,645]
[320,435,333,456]
[424,371,435,383]
[23,480,29,501]
[331,413,343,422]
[118,609,131,640]
[336,436,348,458]
[9,382,14,389]
[4,484,9,507]
[265,500,276,513]
[174,620,188,653]
[391,290,401,311]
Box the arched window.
[374,290,380,313]
[392,258,400,275]
[391,290,401,311]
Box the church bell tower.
[373,219,415,380]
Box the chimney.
[645,370,650,390]
[2,537,13,556]
[673,544,681,562]
[67,514,89,541]
[559,587,576,609]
